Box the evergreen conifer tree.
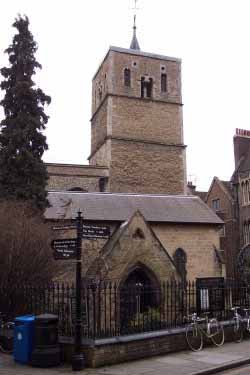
[0,15,51,211]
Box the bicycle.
[231,306,244,343]
[243,308,250,333]
[185,312,224,351]
[0,313,14,354]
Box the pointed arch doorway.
[120,264,160,331]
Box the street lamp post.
[72,210,85,371]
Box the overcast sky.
[1,0,250,191]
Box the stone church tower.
[88,26,187,195]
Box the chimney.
[234,128,250,168]
[187,181,196,195]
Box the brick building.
[205,129,250,281]
[206,177,237,279]
[231,129,250,282]
[46,27,224,289]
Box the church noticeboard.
[70,296,88,325]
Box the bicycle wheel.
[0,337,13,354]
[246,319,250,335]
[185,323,203,351]
[210,319,224,347]
[232,318,243,343]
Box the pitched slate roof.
[45,192,223,225]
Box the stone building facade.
[46,31,224,289]
[46,192,223,284]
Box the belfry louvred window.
[161,73,167,92]
[141,77,153,98]
[124,68,131,87]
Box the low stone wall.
[60,322,241,368]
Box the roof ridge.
[48,191,199,199]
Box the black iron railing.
[0,280,249,339]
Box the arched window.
[68,187,87,192]
[98,86,102,101]
[124,68,131,87]
[173,248,187,283]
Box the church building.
[46,24,224,287]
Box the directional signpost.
[51,217,111,371]
[52,225,76,231]
[82,225,110,239]
[51,239,77,260]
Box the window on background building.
[241,180,250,206]
[248,180,250,202]
[244,222,247,244]
[219,225,225,237]
[242,182,246,205]
[212,198,220,211]
[246,181,249,204]
[124,68,131,87]
[243,221,250,245]
[161,73,167,93]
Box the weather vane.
[132,0,139,28]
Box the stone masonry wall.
[110,96,183,145]
[48,175,99,192]
[89,140,111,167]
[109,139,186,194]
[91,98,108,155]
[47,164,109,192]
[153,223,222,281]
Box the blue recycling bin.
[13,315,35,364]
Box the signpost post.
[71,210,85,371]
[51,216,111,371]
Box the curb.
[190,357,250,375]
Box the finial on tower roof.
[130,0,140,50]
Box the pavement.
[1,340,250,375]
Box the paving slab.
[1,340,250,374]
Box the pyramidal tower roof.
[130,14,140,50]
